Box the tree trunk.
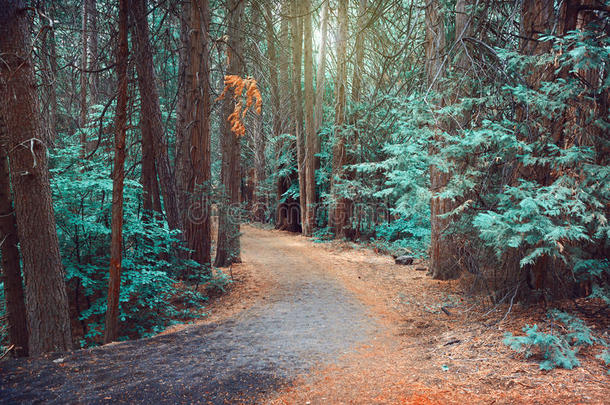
[175,0,191,219]
[302,0,315,236]
[0,116,28,357]
[261,4,280,224]
[87,0,99,105]
[79,0,88,159]
[290,0,306,232]
[0,1,72,355]
[181,0,212,270]
[274,0,299,232]
[330,0,349,238]
[425,0,460,280]
[516,0,556,294]
[313,0,329,167]
[104,0,129,344]
[131,0,184,236]
[215,0,245,267]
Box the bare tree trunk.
[79,0,88,159]
[313,0,328,168]
[175,0,191,219]
[274,0,299,232]
[252,108,266,222]
[290,0,306,232]
[132,0,183,235]
[330,0,349,238]
[215,0,245,267]
[0,116,28,357]
[425,0,457,280]
[181,0,212,270]
[261,4,280,224]
[302,0,315,236]
[0,1,72,355]
[87,0,99,105]
[104,0,129,344]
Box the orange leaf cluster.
[218,75,262,137]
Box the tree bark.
[87,0,99,105]
[313,0,329,165]
[181,0,212,270]
[104,0,129,344]
[426,0,460,280]
[302,0,315,236]
[290,0,306,232]
[0,116,28,357]
[274,0,299,232]
[215,0,245,267]
[131,0,184,236]
[260,4,281,224]
[80,0,88,159]
[330,0,349,237]
[0,1,72,355]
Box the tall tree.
[313,0,328,141]
[215,0,245,267]
[274,0,300,232]
[87,0,99,105]
[330,0,349,237]
[290,0,306,232]
[425,0,455,280]
[302,0,315,236]
[104,0,129,343]
[0,116,28,357]
[181,0,212,269]
[131,0,184,236]
[261,3,281,224]
[0,1,72,355]
[80,0,89,158]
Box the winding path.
[0,226,382,404]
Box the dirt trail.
[0,226,382,404]
[2,226,607,404]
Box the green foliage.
[50,131,210,346]
[504,310,608,371]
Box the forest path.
[0,226,384,404]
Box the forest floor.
[1,225,608,404]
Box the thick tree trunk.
[0,117,28,357]
[330,0,349,238]
[175,0,191,219]
[132,0,184,236]
[516,0,556,294]
[290,0,306,232]
[426,0,460,280]
[104,0,129,344]
[302,0,315,236]
[215,0,245,267]
[0,1,72,355]
[181,0,212,270]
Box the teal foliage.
[503,310,608,370]
[50,131,208,346]
[431,12,610,299]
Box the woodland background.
[0,0,608,371]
